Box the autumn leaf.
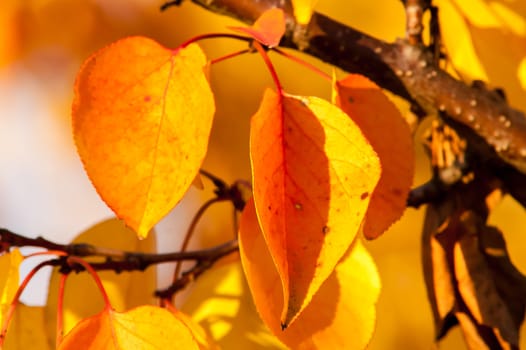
[168,307,219,350]
[250,88,380,327]
[3,304,50,350]
[421,199,457,339]
[336,74,414,239]
[291,0,319,25]
[58,305,200,350]
[229,8,285,47]
[454,213,526,348]
[435,0,526,110]
[180,261,284,349]
[44,219,157,347]
[72,36,215,238]
[239,198,381,349]
[0,249,23,328]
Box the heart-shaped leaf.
[72,36,215,238]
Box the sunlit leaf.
[58,305,200,350]
[169,307,219,350]
[180,260,284,349]
[422,202,457,339]
[72,36,215,238]
[0,249,23,327]
[239,198,381,349]
[250,88,380,327]
[435,0,526,110]
[229,8,285,47]
[445,0,526,36]
[435,0,489,80]
[292,0,319,25]
[4,304,50,350]
[44,219,156,347]
[336,74,414,239]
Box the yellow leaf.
[448,0,501,28]
[180,261,285,349]
[169,307,219,350]
[239,199,381,349]
[519,57,526,91]
[72,36,215,238]
[44,219,156,347]
[489,1,526,37]
[336,74,414,239]
[447,0,526,36]
[436,0,526,110]
[250,88,380,327]
[0,249,23,327]
[435,0,489,81]
[292,0,319,25]
[4,304,51,350]
[58,305,200,350]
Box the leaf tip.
[136,223,151,240]
[280,301,301,330]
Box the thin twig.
[173,197,225,280]
[0,228,239,272]
[402,0,430,45]
[156,239,239,299]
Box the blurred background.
[0,0,525,348]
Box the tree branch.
[0,228,238,273]
[167,0,526,206]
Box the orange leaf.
[249,88,380,327]
[239,199,381,349]
[336,74,414,239]
[230,8,285,47]
[58,305,200,350]
[44,219,157,346]
[72,36,215,238]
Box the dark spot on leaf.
[322,226,330,234]
[360,192,369,200]
[392,188,403,196]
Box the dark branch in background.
[0,228,238,273]
[0,170,245,293]
[163,0,526,208]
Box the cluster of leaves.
[0,5,415,349]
